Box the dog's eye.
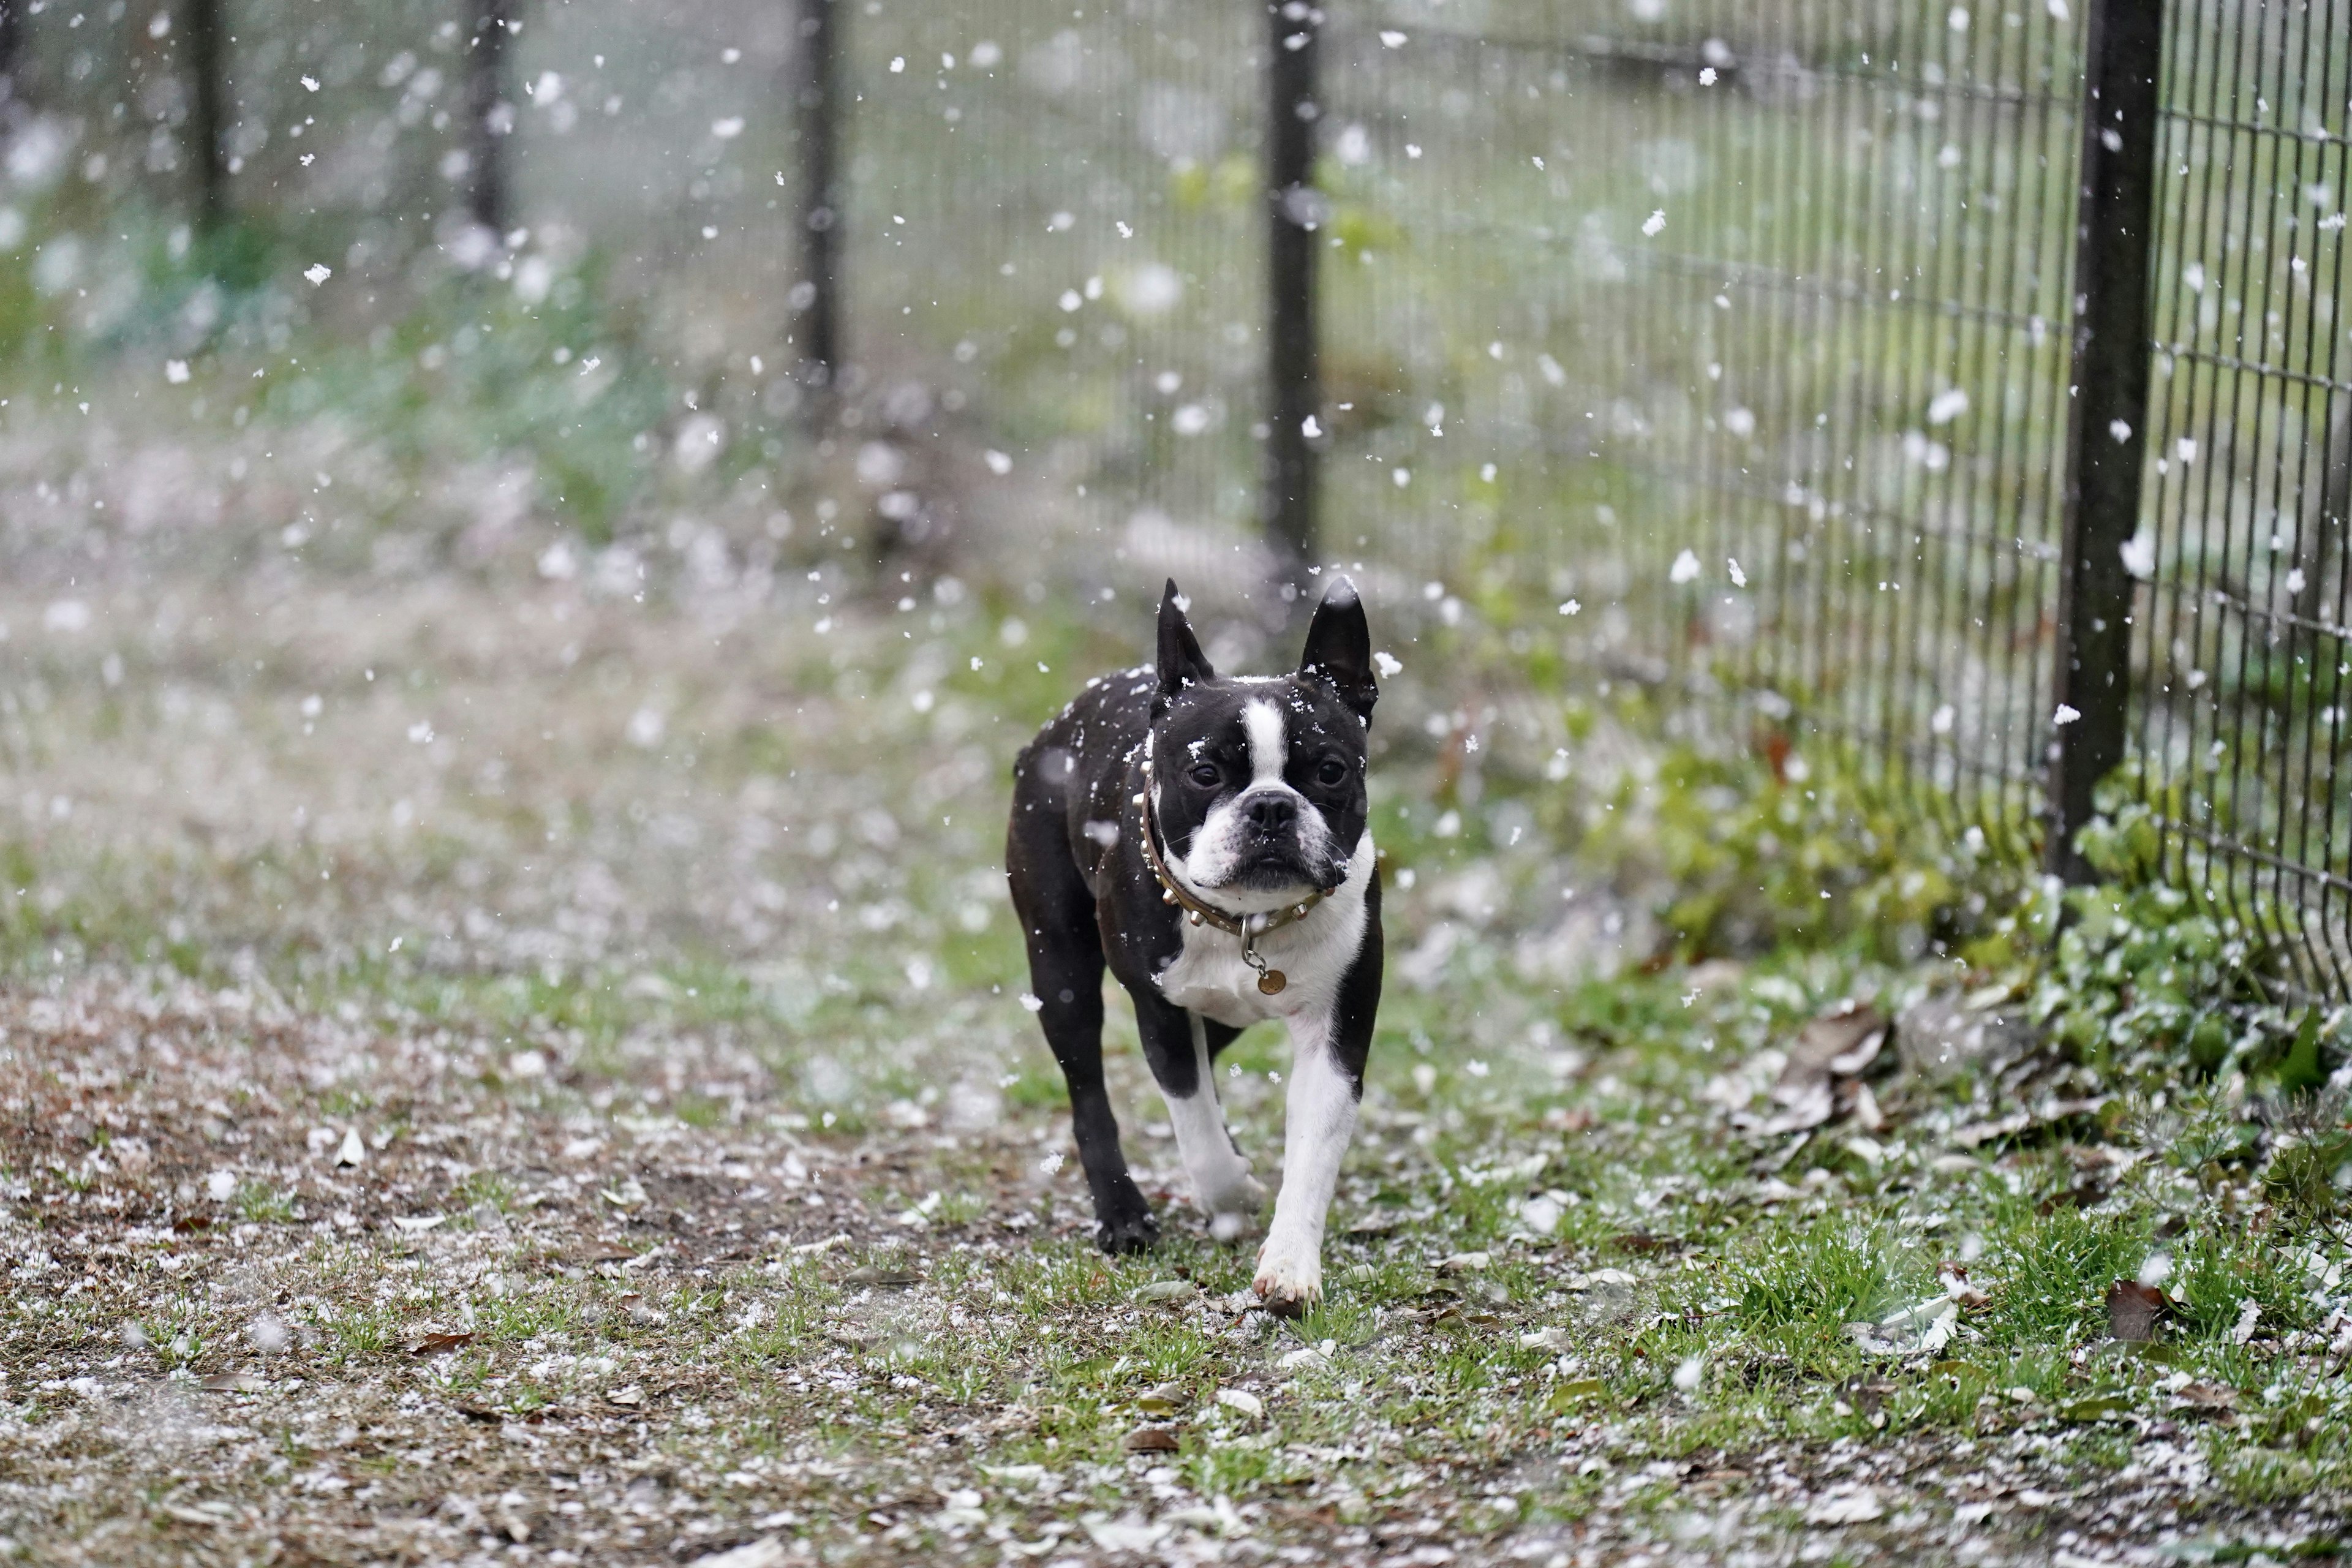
[1315,758,1349,787]
[1188,763,1221,787]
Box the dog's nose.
[1245,793,1297,832]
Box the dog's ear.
[1156,579,1215,707]
[1298,575,1376,722]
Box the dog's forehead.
[1164,677,1360,756]
[1162,688,1257,755]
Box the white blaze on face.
[1176,698,1333,902]
[1244,698,1287,785]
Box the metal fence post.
[186,0,228,232]
[794,0,841,399]
[1264,1,1321,600]
[465,0,513,235]
[0,1,23,122]
[2048,0,2166,882]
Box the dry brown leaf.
[2172,1381,2238,1411]
[1121,1425,1181,1453]
[1762,1002,1889,1134]
[843,1265,921,1288]
[2105,1279,2168,1342]
[413,1331,475,1355]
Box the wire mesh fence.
[1318,0,2087,869]
[2133,0,2352,993]
[6,0,2350,988]
[838,0,2352,992]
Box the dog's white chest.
[1152,837,1373,1028]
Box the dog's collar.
[1131,757,1335,996]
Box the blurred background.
[0,0,2346,1060]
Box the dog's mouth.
[1226,840,1329,891]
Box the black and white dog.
[1007,578,1382,1314]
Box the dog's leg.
[1254,891,1382,1315]
[1251,1014,1358,1314]
[1008,810,1155,1254]
[1136,998,1265,1240]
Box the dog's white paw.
[1251,1241,1322,1318]
[1194,1168,1267,1231]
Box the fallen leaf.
[334,1126,366,1167]
[390,1215,445,1234]
[1214,1387,1264,1417]
[1548,1377,1608,1409]
[690,1538,794,1568]
[412,1331,475,1355]
[1121,1424,1180,1452]
[788,1232,851,1256]
[575,1244,639,1264]
[1806,1487,1884,1525]
[1134,1280,1197,1303]
[1937,1263,1992,1310]
[606,1385,644,1407]
[1435,1251,1491,1275]
[843,1265,921,1288]
[2230,1297,2261,1344]
[199,1372,266,1393]
[1084,1513,1168,1551]
[1763,1002,1890,1134]
[2172,1381,2238,1411]
[1134,1382,1187,1416]
[1948,1111,2034,1148]
[2105,1279,2167,1343]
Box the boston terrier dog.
[1006,577,1382,1314]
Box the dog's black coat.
[1006,579,1382,1292]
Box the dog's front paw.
[1095,1207,1161,1256]
[1251,1242,1321,1319]
[1199,1170,1269,1239]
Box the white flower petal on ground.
[2232,1298,2261,1344]
[1807,1488,1883,1526]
